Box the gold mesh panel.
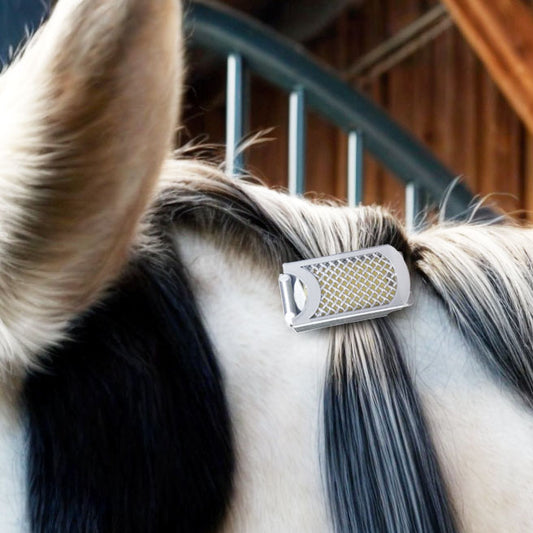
[305,252,397,318]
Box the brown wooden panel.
[478,71,522,214]
[524,132,533,219]
[431,27,455,171]
[387,0,421,33]
[441,0,533,133]
[457,28,483,191]
[305,16,345,198]
[248,78,289,189]
[380,0,424,216]
[412,46,433,154]
[446,29,468,180]
[305,111,340,198]
[363,79,387,207]
[360,0,388,207]
[334,13,350,202]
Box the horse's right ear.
[0,0,182,372]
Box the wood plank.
[411,16,439,215]
[478,73,522,214]
[524,132,533,220]
[383,0,426,217]
[412,43,433,153]
[334,13,350,202]
[305,111,338,197]
[361,0,388,206]
[248,78,288,189]
[306,24,341,197]
[459,29,482,191]
[441,0,533,133]
[431,27,455,171]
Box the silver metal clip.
[279,245,410,332]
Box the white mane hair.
[413,223,533,404]
[149,156,533,532]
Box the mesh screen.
[304,252,397,318]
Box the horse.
[0,0,532,531]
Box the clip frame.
[278,245,410,332]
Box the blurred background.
[184,0,532,217]
[2,0,531,219]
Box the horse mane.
[150,156,533,531]
[412,224,533,408]
[153,158,459,531]
[26,153,533,531]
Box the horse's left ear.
[0,0,182,373]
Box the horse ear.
[0,0,182,372]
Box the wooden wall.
[183,0,531,218]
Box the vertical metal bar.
[288,88,306,195]
[405,182,424,232]
[226,53,245,177]
[347,130,364,207]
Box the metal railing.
[0,0,476,226]
[186,1,476,225]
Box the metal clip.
[279,245,410,332]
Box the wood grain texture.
[441,0,533,134]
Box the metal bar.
[187,1,477,218]
[405,182,425,232]
[351,17,453,84]
[344,5,450,80]
[225,53,245,177]
[347,130,364,206]
[288,88,306,195]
